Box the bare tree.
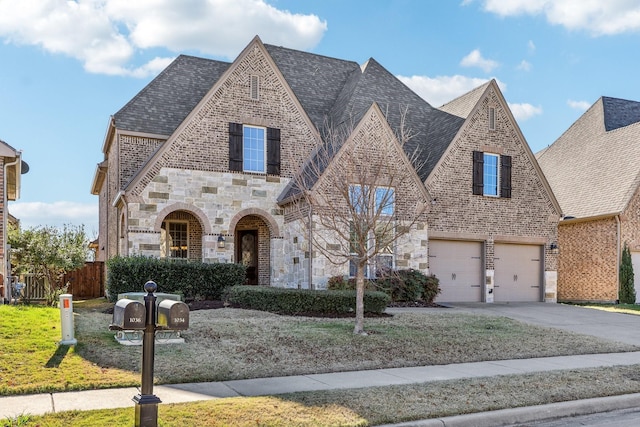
[283,104,430,334]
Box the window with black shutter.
[229,123,280,174]
[473,151,512,198]
[266,127,281,175]
[472,151,483,195]
[500,155,512,198]
[229,122,243,172]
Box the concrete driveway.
[447,302,640,347]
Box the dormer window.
[250,75,259,100]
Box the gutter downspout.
[616,214,621,301]
[3,153,21,304]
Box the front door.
[238,230,259,285]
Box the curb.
[379,392,640,426]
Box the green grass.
[4,300,640,426]
[573,303,640,315]
[6,397,366,427]
[0,305,138,395]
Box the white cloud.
[460,49,499,73]
[9,201,98,236]
[508,103,543,121]
[567,99,591,111]
[517,60,532,71]
[528,40,536,53]
[477,0,640,36]
[397,74,506,107]
[0,0,327,77]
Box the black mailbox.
[110,298,146,330]
[157,299,189,330]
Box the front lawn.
[4,300,640,426]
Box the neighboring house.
[0,139,26,303]
[91,36,560,302]
[537,96,640,302]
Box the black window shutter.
[229,123,243,172]
[267,127,281,175]
[501,155,512,198]
[472,151,483,195]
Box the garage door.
[494,243,542,302]
[429,240,483,302]
[631,252,640,304]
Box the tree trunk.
[354,261,366,335]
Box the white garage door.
[631,252,640,304]
[429,240,483,302]
[494,243,542,302]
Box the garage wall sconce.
[217,235,226,249]
[549,242,559,254]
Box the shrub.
[106,255,246,301]
[620,243,636,304]
[326,275,376,291]
[375,269,441,303]
[422,273,441,304]
[224,285,390,315]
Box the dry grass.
[73,303,636,385]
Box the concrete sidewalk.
[3,351,640,424]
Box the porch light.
[549,242,559,254]
[218,235,226,249]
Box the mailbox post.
[132,281,162,427]
[110,281,189,427]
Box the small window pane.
[483,153,499,196]
[375,187,394,216]
[163,222,188,259]
[243,126,265,173]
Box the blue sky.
[1,0,639,236]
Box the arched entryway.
[234,215,271,285]
[159,210,203,261]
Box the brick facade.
[95,39,559,299]
[558,217,618,302]
[557,186,640,302]
[426,86,560,300]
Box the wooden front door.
[238,230,259,285]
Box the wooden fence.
[63,262,105,299]
[17,262,105,301]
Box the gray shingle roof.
[114,42,465,200]
[537,96,640,219]
[603,96,640,131]
[439,81,490,118]
[113,55,230,135]
[265,49,464,202]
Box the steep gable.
[310,103,431,214]
[538,96,640,219]
[126,36,321,196]
[426,80,560,234]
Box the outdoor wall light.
[217,235,226,249]
[549,242,559,254]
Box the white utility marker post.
[59,293,77,345]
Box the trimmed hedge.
[224,285,390,315]
[327,269,441,303]
[106,255,246,302]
